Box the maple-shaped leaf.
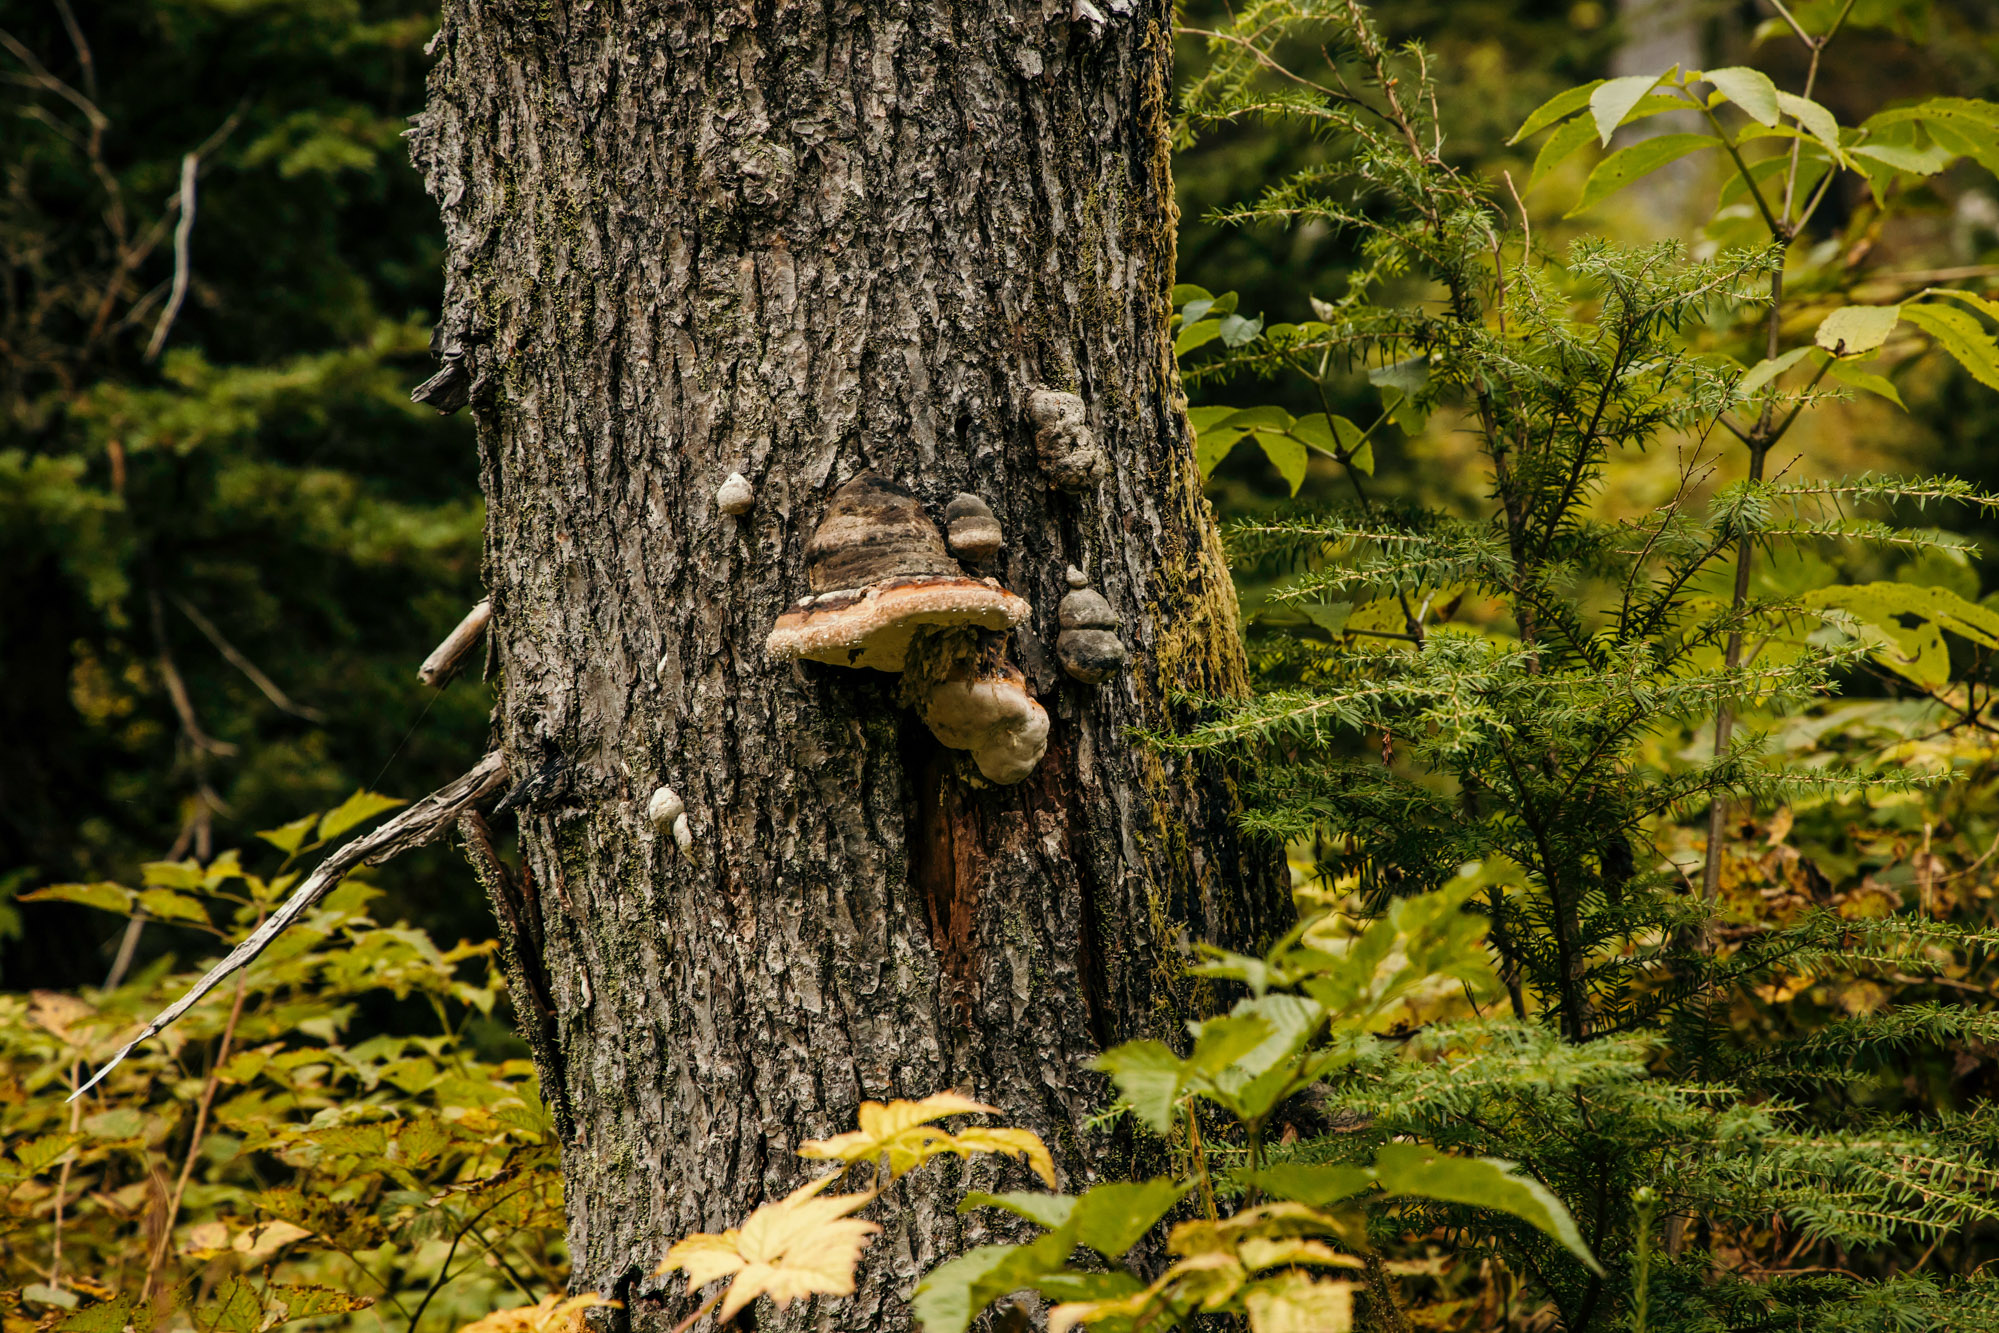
[947,1127,1057,1189]
[797,1092,998,1179]
[656,1178,881,1322]
[455,1293,614,1333]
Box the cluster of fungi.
[760,396,1126,786]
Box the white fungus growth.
[716,472,755,516]
[672,812,693,853]
[647,785,684,830]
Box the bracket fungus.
[716,472,755,516]
[944,493,1003,561]
[903,632,1050,786]
[1057,578,1127,685]
[1025,387,1109,492]
[766,473,1048,784]
[765,473,1027,671]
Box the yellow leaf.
[454,1293,615,1333]
[948,1126,1057,1188]
[1244,1273,1355,1333]
[183,1220,230,1257]
[1236,1237,1363,1271]
[797,1092,1002,1180]
[29,992,97,1047]
[656,1180,880,1323]
[232,1220,313,1264]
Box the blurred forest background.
[6,0,1999,1327]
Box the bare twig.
[147,586,237,756]
[69,751,510,1101]
[172,592,327,721]
[143,968,250,1299]
[419,598,493,687]
[144,153,198,361]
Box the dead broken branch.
[69,750,509,1101]
[419,598,492,686]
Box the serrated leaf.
[191,1279,261,1333]
[1510,79,1603,143]
[656,1179,879,1323]
[14,1133,80,1173]
[1777,90,1845,164]
[256,815,318,856]
[1701,66,1779,126]
[1826,359,1906,409]
[20,882,135,915]
[912,1243,1041,1333]
[1567,134,1718,215]
[1851,141,1957,175]
[961,1191,1075,1230]
[1816,305,1901,356]
[1925,288,1999,322]
[1530,112,1600,190]
[55,1298,132,1333]
[264,1286,374,1325]
[1092,1040,1187,1133]
[1371,1143,1602,1274]
[318,790,406,842]
[1901,304,1999,391]
[141,860,205,890]
[1589,74,1662,146]
[137,888,211,926]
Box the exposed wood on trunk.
[409,2,1283,1326]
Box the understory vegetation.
[8,0,1999,1330]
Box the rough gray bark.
[408,2,1282,1327]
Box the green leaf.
[1530,112,1600,190]
[57,1298,133,1333]
[1170,283,1213,306]
[191,1279,262,1333]
[20,882,135,915]
[1901,304,1999,391]
[1737,345,1819,397]
[1092,1040,1188,1133]
[1925,288,1999,322]
[318,790,405,842]
[1070,1180,1187,1258]
[1702,66,1780,127]
[913,1238,1068,1333]
[136,888,212,926]
[1589,74,1663,146]
[141,860,204,890]
[1196,428,1247,479]
[1219,312,1265,347]
[961,1191,1075,1231]
[1371,1143,1602,1274]
[1825,359,1905,409]
[83,1108,144,1140]
[1815,305,1902,356]
[1851,141,1956,175]
[1185,405,1239,432]
[14,1133,80,1173]
[1243,1163,1379,1207]
[1510,79,1603,144]
[1804,582,1999,688]
[257,814,319,856]
[1567,134,1718,216]
[1777,90,1846,164]
[1222,406,1297,431]
[1176,319,1221,356]
[1347,441,1375,476]
[1258,435,1309,496]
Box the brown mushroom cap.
[767,576,1028,672]
[766,473,1028,671]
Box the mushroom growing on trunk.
[765,473,1048,783]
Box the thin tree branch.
[172,592,327,721]
[144,153,199,361]
[419,599,493,687]
[68,750,510,1101]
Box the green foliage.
[1168,0,1999,1327]
[0,800,562,1333]
[0,1,488,979]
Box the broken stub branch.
[419,598,493,687]
[68,750,510,1102]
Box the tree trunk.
[409,2,1281,1327]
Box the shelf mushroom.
[1056,577,1127,685]
[765,473,1049,784]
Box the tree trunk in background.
[409,2,1282,1328]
